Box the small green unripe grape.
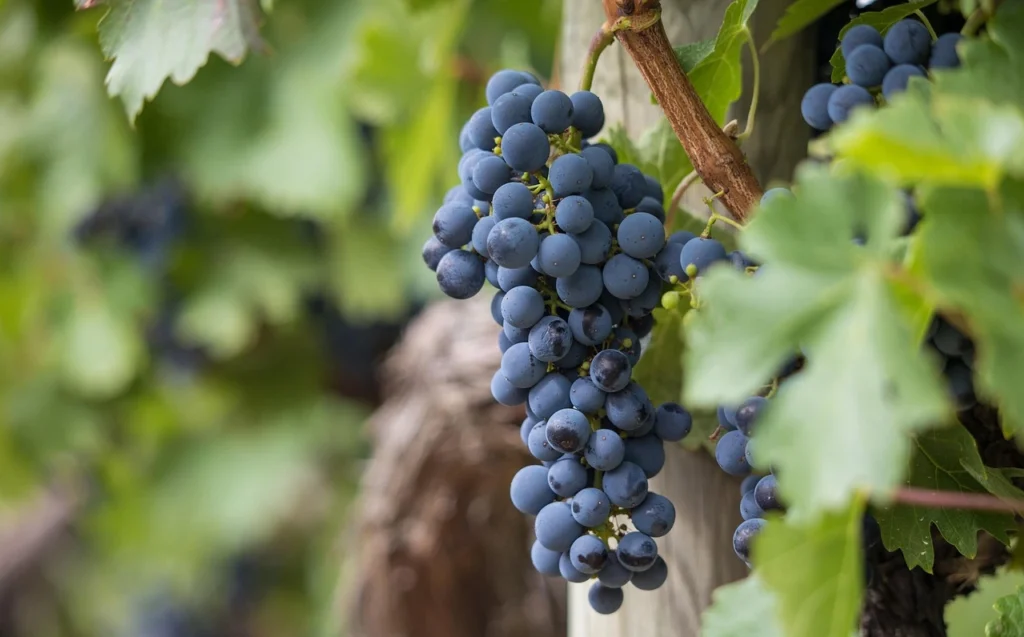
[685,263,698,278]
[621,338,633,348]
[661,291,680,309]
[580,360,591,372]
[683,310,697,327]
[668,275,679,284]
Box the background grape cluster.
[801,19,963,131]
[422,69,713,614]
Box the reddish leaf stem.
[891,486,1024,515]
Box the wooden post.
[559,1,814,633]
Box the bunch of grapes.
[801,20,963,130]
[422,68,708,614]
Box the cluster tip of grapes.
[421,68,757,614]
[800,20,963,131]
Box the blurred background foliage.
[0,0,559,635]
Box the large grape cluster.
[422,68,700,614]
[800,20,963,131]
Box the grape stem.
[666,170,701,230]
[961,7,989,36]
[914,10,939,41]
[736,29,760,142]
[890,486,1024,515]
[581,25,615,92]
[602,0,764,221]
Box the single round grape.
[528,372,573,419]
[432,202,478,248]
[603,253,650,299]
[537,233,583,277]
[846,44,891,88]
[572,487,612,528]
[485,69,539,104]
[617,212,666,259]
[635,196,666,222]
[559,552,591,583]
[621,275,662,318]
[568,304,613,346]
[471,216,495,256]
[679,236,728,276]
[740,490,766,520]
[884,20,932,66]
[715,430,752,476]
[501,122,551,173]
[571,377,607,414]
[603,461,649,508]
[624,434,665,478]
[527,421,563,462]
[733,518,766,563]
[546,408,592,453]
[631,556,667,591]
[422,235,453,271]
[718,404,739,430]
[487,217,539,268]
[556,264,604,308]
[490,291,504,326]
[606,382,655,433]
[827,84,875,124]
[547,455,589,497]
[800,83,838,131]
[571,534,609,574]
[531,540,561,576]
[497,265,538,292]
[555,340,590,370]
[492,370,529,407]
[466,107,500,150]
[573,219,613,265]
[754,474,784,512]
[584,428,626,471]
[570,91,605,138]
[520,415,538,446]
[529,316,574,362]
[631,492,675,537]
[549,154,595,198]
[735,396,767,436]
[947,359,977,410]
[930,32,963,69]
[504,321,529,345]
[498,331,513,354]
[510,464,557,514]
[501,285,544,329]
[492,182,534,220]
[741,475,760,495]
[486,261,500,289]
[610,163,647,209]
[436,249,485,299]
[458,148,488,182]
[597,550,633,588]
[667,230,696,246]
[589,141,618,164]
[882,64,926,100]
[444,184,473,205]
[654,402,692,442]
[588,583,623,615]
[840,24,883,57]
[501,342,547,388]
[458,120,473,153]
[531,89,574,133]
[491,91,534,135]
[513,82,544,102]
[933,319,970,358]
[472,154,512,195]
[535,501,584,552]
[555,195,595,234]
[590,349,632,393]
[584,187,624,226]
[643,175,663,203]
[581,146,615,189]
[617,531,658,572]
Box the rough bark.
[346,297,566,637]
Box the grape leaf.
[78,0,265,120]
[915,184,1024,438]
[767,0,846,44]
[60,296,144,399]
[634,308,685,408]
[987,586,1024,636]
[674,38,716,73]
[688,0,759,126]
[683,165,949,514]
[701,575,783,637]
[828,0,939,82]
[755,500,864,637]
[874,425,1016,573]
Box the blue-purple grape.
[882,64,926,100]
[531,89,574,133]
[537,233,582,277]
[801,83,838,131]
[529,316,574,362]
[487,217,539,268]
[602,461,649,508]
[501,122,550,173]
[884,20,932,66]
[570,91,605,138]
[546,408,592,453]
[556,264,604,307]
[500,341,547,388]
[528,372,573,419]
[555,195,595,234]
[572,487,612,528]
[492,182,534,220]
[571,377,607,414]
[436,249,485,299]
[617,212,666,259]
[584,428,626,471]
[510,464,557,514]
[547,455,589,497]
[617,531,658,572]
[654,402,692,442]
[603,254,649,299]
[549,154,595,197]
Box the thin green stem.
[962,7,988,36]
[737,29,761,142]
[712,213,745,232]
[581,26,615,92]
[914,10,939,41]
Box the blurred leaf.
[59,295,144,399]
[78,0,265,120]
[947,570,1024,637]
[828,1,939,82]
[702,575,783,637]
[634,308,684,407]
[329,217,408,321]
[988,586,1024,636]
[768,0,845,43]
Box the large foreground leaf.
[701,575,783,637]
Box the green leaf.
[674,38,716,73]
[828,1,939,82]
[701,575,783,637]
[768,0,845,44]
[60,296,144,399]
[947,570,1024,637]
[633,308,684,408]
[78,0,265,120]
[987,586,1024,636]
[329,217,409,321]
[755,500,864,637]
[875,425,1016,573]
[915,185,1024,437]
[684,166,949,513]
[688,0,759,126]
